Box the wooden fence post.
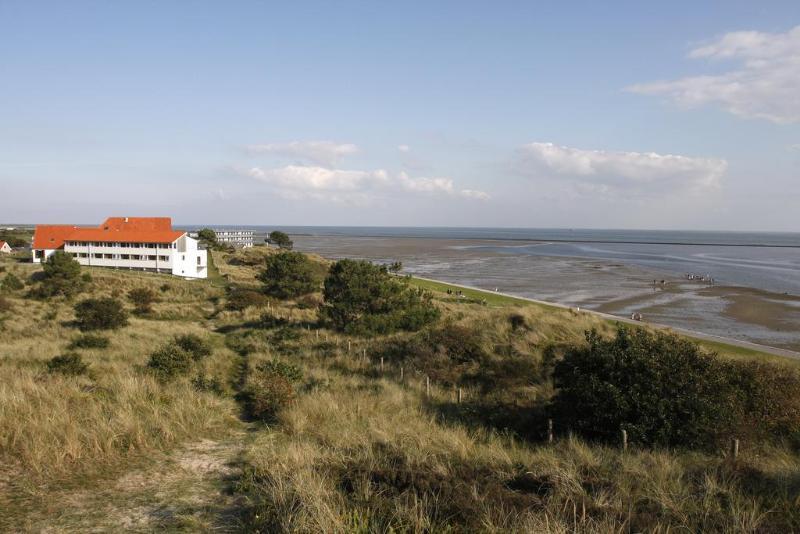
[731,438,739,460]
[400,366,404,382]
[347,340,351,353]
[380,357,384,372]
[547,419,554,443]
[457,388,462,404]
[621,429,628,452]
[426,376,430,397]
[316,329,319,340]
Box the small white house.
[0,241,11,253]
[32,217,208,279]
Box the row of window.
[66,241,174,249]
[76,253,169,262]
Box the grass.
[1,249,799,531]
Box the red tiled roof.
[32,218,186,250]
[0,241,7,249]
[32,225,80,250]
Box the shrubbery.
[226,288,271,311]
[173,333,212,361]
[74,297,128,331]
[35,251,85,298]
[128,287,158,314]
[1,273,24,292]
[322,259,440,335]
[241,367,295,421]
[69,333,110,349]
[256,360,303,382]
[258,252,318,299]
[47,353,89,376]
[550,327,800,449]
[146,343,194,381]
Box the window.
[182,255,185,261]
[121,254,130,260]
[94,253,102,259]
[159,255,168,261]
[197,256,201,265]
[148,255,156,261]
[120,242,128,248]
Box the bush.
[192,373,225,395]
[256,360,303,382]
[508,313,527,331]
[322,259,440,335]
[69,334,110,349]
[173,333,212,361]
[241,369,295,421]
[36,251,84,298]
[1,273,24,292]
[550,327,800,449]
[74,298,128,331]
[147,343,194,381]
[226,288,271,311]
[47,353,89,376]
[128,287,158,314]
[258,252,318,299]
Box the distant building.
[32,217,208,279]
[190,229,254,248]
[0,241,11,253]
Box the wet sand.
[292,236,800,352]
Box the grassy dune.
[1,246,799,531]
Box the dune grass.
[2,249,799,531]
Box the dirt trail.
[27,429,252,533]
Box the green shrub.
[226,288,271,311]
[256,360,303,382]
[1,273,24,291]
[74,297,128,331]
[69,334,110,349]
[267,230,293,250]
[81,272,92,283]
[173,333,212,361]
[128,287,158,314]
[147,343,194,381]
[508,313,526,331]
[192,373,225,395]
[241,369,295,421]
[322,259,439,335]
[550,327,800,449]
[47,353,89,376]
[35,251,84,298]
[258,252,318,299]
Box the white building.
[32,217,208,279]
[214,229,254,248]
[0,241,11,253]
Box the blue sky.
[1,1,798,230]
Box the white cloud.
[629,25,800,123]
[243,165,488,203]
[397,144,411,153]
[245,141,359,166]
[517,142,726,195]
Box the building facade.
[0,241,11,253]
[214,229,254,248]
[32,217,208,279]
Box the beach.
[290,234,800,352]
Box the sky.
[1,1,799,231]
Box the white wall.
[171,235,208,279]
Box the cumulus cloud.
[517,142,726,195]
[245,141,359,166]
[628,25,800,124]
[242,165,488,203]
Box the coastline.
[408,275,800,361]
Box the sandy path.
[24,429,252,533]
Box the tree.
[322,259,440,335]
[197,228,217,247]
[257,251,318,299]
[267,231,293,250]
[38,251,84,297]
[74,297,128,331]
[388,261,403,274]
[128,287,158,314]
